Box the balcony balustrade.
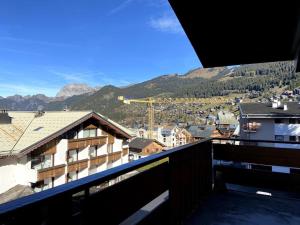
[107,151,122,163]
[37,164,66,181]
[1,138,300,225]
[68,136,106,150]
[67,159,88,173]
[90,154,107,167]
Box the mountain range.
[0,61,298,124]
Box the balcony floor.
[184,190,300,225]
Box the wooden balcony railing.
[122,148,129,156]
[0,139,212,224]
[68,136,106,150]
[37,164,66,181]
[90,155,107,167]
[107,134,115,144]
[5,138,300,224]
[67,159,88,173]
[107,151,122,163]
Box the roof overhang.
[169,1,300,71]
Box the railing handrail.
[212,137,300,145]
[0,139,210,215]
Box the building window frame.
[275,135,284,141]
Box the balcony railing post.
[168,140,213,224]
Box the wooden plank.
[68,159,88,172]
[213,144,300,168]
[37,164,66,181]
[82,162,169,225]
[215,165,300,192]
[90,155,107,167]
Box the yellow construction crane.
[118,96,228,139]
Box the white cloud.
[149,14,183,34]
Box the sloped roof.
[240,102,300,117]
[217,111,238,125]
[0,185,34,205]
[188,125,215,138]
[0,111,132,156]
[129,138,165,151]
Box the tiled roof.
[0,111,132,156]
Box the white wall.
[78,146,89,160]
[54,174,65,187]
[113,138,123,152]
[97,144,107,155]
[78,168,88,179]
[55,139,68,165]
[0,156,37,194]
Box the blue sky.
[0,0,201,97]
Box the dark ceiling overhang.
[168,1,300,71]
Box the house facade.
[239,102,300,173]
[129,138,165,160]
[0,110,131,194]
[155,126,191,148]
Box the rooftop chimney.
[0,109,12,124]
[35,110,45,118]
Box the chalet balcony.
[67,159,88,173]
[122,148,129,156]
[1,138,300,225]
[68,136,107,150]
[108,151,122,163]
[90,154,107,167]
[37,164,66,181]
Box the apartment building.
[0,110,132,194]
[240,102,300,145]
[239,102,300,173]
[155,126,192,148]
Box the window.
[163,138,166,142]
[274,119,284,124]
[89,146,97,157]
[289,136,296,142]
[275,135,284,141]
[67,149,78,163]
[31,154,53,170]
[83,128,97,138]
[289,118,300,124]
[107,144,113,154]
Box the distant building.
[216,110,238,134]
[129,138,165,160]
[239,102,300,172]
[188,125,216,141]
[240,102,300,145]
[133,128,148,138]
[155,125,192,148]
[0,110,132,195]
[293,87,300,95]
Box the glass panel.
[90,146,96,157]
[90,129,96,137]
[68,150,77,162]
[83,129,90,138]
